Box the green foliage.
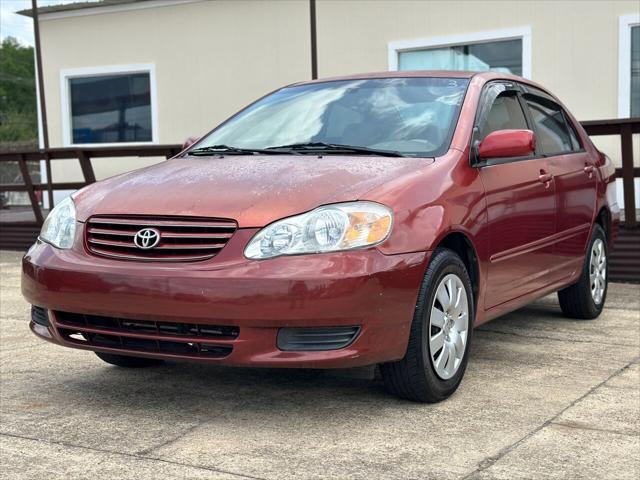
[0,37,38,144]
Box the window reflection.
[199,78,469,157]
[399,39,523,76]
[631,25,639,117]
[69,73,152,144]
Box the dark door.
[474,83,557,308]
[521,88,597,279]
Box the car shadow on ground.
[25,300,580,415]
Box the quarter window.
[524,95,576,154]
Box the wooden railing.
[0,145,182,225]
[0,117,638,234]
[581,118,639,228]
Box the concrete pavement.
[1,249,638,479]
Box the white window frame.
[60,63,158,147]
[388,26,532,79]
[618,13,640,118]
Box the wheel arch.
[435,231,480,309]
[595,206,612,245]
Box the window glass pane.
[524,95,574,154]
[197,77,469,157]
[398,39,522,76]
[566,118,582,150]
[631,25,640,117]
[480,92,528,140]
[69,73,152,144]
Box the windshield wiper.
[265,142,405,157]
[187,144,292,156]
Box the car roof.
[293,70,536,87]
[292,70,555,101]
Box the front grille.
[31,305,50,327]
[86,215,237,262]
[277,326,360,351]
[54,311,237,359]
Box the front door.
[474,83,558,308]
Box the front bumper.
[22,231,428,368]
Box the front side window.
[479,90,528,140]
[68,72,152,144]
[524,95,576,155]
[195,77,470,157]
[398,39,522,76]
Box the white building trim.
[618,13,640,118]
[59,63,159,148]
[38,0,202,21]
[388,26,532,78]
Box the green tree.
[0,37,38,145]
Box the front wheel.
[380,248,474,403]
[557,224,608,319]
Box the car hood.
[73,155,432,227]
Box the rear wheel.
[94,352,164,368]
[380,248,474,402]
[557,224,608,319]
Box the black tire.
[94,352,164,368]
[380,248,474,403]
[557,224,608,319]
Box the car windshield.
[192,77,469,157]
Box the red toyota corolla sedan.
[22,71,618,402]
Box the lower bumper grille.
[31,305,50,327]
[277,326,360,351]
[53,311,237,359]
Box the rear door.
[475,83,558,308]
[520,86,596,279]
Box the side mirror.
[182,136,200,151]
[477,129,535,159]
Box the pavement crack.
[135,422,207,456]
[461,357,640,479]
[550,421,638,437]
[0,431,268,480]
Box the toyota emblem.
[133,228,161,249]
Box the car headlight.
[39,197,77,249]
[244,201,393,260]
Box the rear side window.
[523,94,578,154]
[479,91,528,140]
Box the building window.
[61,64,157,146]
[398,39,522,76]
[389,27,531,78]
[631,25,639,117]
[619,14,640,118]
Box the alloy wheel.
[429,274,469,380]
[589,238,606,305]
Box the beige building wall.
[37,0,639,191]
[38,0,311,184]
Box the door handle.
[584,165,595,177]
[538,171,553,185]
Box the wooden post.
[18,154,44,224]
[32,0,54,210]
[77,151,96,184]
[620,124,636,228]
[309,0,317,79]
[44,152,53,209]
